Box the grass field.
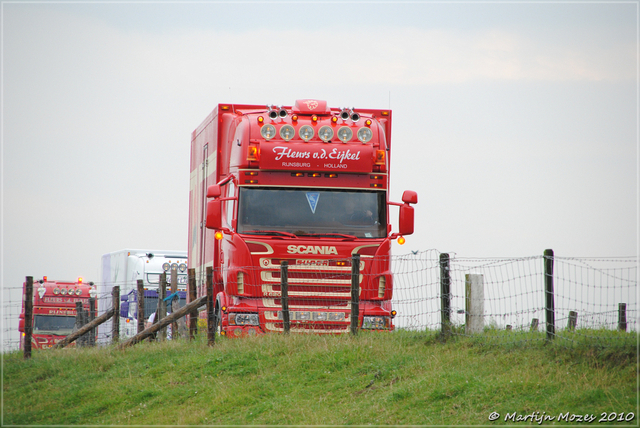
[2,330,637,425]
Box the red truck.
[19,277,97,349]
[188,99,417,336]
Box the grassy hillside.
[3,330,637,425]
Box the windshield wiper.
[242,230,298,238]
[296,233,357,240]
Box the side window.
[224,181,235,230]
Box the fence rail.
[3,250,637,353]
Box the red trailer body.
[188,99,417,336]
[18,278,97,349]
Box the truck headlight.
[362,316,390,329]
[229,313,259,326]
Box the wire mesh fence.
[3,250,637,351]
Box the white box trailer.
[97,249,187,342]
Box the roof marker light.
[311,115,318,122]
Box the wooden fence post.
[440,253,451,340]
[465,274,484,334]
[206,266,215,346]
[544,249,555,341]
[111,286,120,344]
[137,280,145,335]
[350,254,361,335]
[567,311,578,330]
[618,303,627,332]
[23,276,33,360]
[171,269,179,339]
[188,268,198,340]
[530,318,539,331]
[157,273,167,341]
[75,301,86,347]
[281,261,290,334]
[89,297,96,346]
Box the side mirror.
[206,199,222,230]
[207,185,221,198]
[399,204,415,236]
[402,190,418,204]
[398,190,417,236]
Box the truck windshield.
[237,188,387,238]
[33,315,77,336]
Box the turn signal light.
[397,236,406,245]
[257,116,264,124]
[215,231,223,240]
[375,150,386,165]
[248,146,259,161]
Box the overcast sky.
[1,1,638,345]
